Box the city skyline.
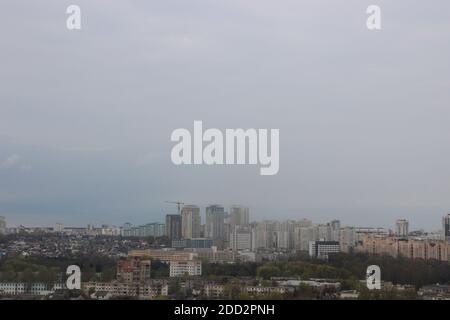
[2,205,449,231]
[1,210,448,235]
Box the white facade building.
[276,221,296,250]
[169,260,202,277]
[230,226,252,251]
[252,221,277,251]
[181,205,201,239]
[0,282,65,296]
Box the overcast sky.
[0,0,449,230]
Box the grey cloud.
[0,1,449,229]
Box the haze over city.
[1,0,450,229]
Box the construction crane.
[165,201,184,215]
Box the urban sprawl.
[1,207,450,300]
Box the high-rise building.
[181,205,201,239]
[0,216,6,235]
[223,222,231,246]
[294,225,318,251]
[330,220,341,242]
[443,214,450,242]
[229,206,249,227]
[200,224,206,238]
[205,205,226,243]
[230,225,252,251]
[150,223,165,237]
[122,223,165,237]
[340,226,356,253]
[317,224,332,241]
[54,223,64,233]
[166,214,182,241]
[276,220,296,250]
[395,219,409,238]
[297,219,313,228]
[252,221,278,251]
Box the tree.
[296,284,316,300]
[256,265,280,280]
[223,281,241,299]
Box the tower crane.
[165,201,184,215]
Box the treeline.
[151,259,169,278]
[202,260,352,281]
[2,252,450,289]
[0,255,117,283]
[326,253,450,288]
[201,253,450,288]
[257,253,450,288]
[256,260,352,280]
[203,262,258,279]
